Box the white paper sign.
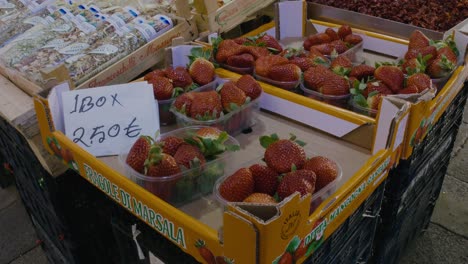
[61,82,159,156]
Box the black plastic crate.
[111,205,198,264]
[0,159,14,188]
[304,183,385,264]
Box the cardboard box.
[192,0,276,33]
[34,69,407,263]
[1,13,197,97]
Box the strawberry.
[338,25,352,40]
[325,28,340,41]
[187,127,240,158]
[189,91,223,120]
[303,65,334,90]
[278,252,293,264]
[126,136,153,173]
[159,136,184,156]
[243,193,277,204]
[303,156,339,191]
[312,43,334,55]
[427,54,456,78]
[60,148,74,164]
[172,92,195,115]
[289,56,316,71]
[195,240,216,264]
[195,127,222,140]
[215,39,246,63]
[330,40,348,54]
[219,168,254,202]
[148,77,174,100]
[367,92,383,110]
[330,55,352,76]
[244,45,270,59]
[294,239,307,261]
[261,134,306,174]
[145,153,181,177]
[254,55,289,77]
[189,58,215,85]
[226,53,255,68]
[308,47,330,66]
[304,33,332,50]
[233,37,248,45]
[408,30,430,50]
[257,34,283,53]
[344,34,363,45]
[267,64,301,82]
[350,64,375,80]
[144,69,166,81]
[277,169,316,200]
[374,66,404,93]
[318,74,350,95]
[249,164,279,195]
[236,74,262,100]
[404,46,437,64]
[407,73,431,92]
[218,81,247,112]
[173,144,206,169]
[364,81,393,97]
[399,85,419,94]
[164,66,193,89]
[437,46,458,64]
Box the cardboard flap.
[223,211,258,263]
[275,0,305,40]
[46,82,71,133]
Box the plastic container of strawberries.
[300,81,351,109]
[323,38,364,63]
[220,63,254,75]
[169,79,261,136]
[253,70,300,90]
[350,99,378,118]
[213,152,343,214]
[157,79,218,126]
[119,126,240,207]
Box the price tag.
[61,82,159,156]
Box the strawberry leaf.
[295,140,306,147]
[260,134,279,148]
[330,49,339,60]
[285,236,301,254]
[368,90,380,97]
[225,144,240,152]
[216,83,224,92]
[350,88,357,95]
[291,164,297,172]
[353,94,368,108]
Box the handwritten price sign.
[62,82,159,156]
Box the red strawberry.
[189,57,215,85]
[408,30,430,50]
[233,37,248,45]
[159,136,184,156]
[350,64,375,80]
[144,69,166,81]
[289,57,316,71]
[427,54,456,78]
[277,169,316,200]
[165,66,193,89]
[325,28,340,41]
[404,46,437,63]
[219,168,254,202]
[172,92,195,115]
[318,74,350,95]
[126,136,153,173]
[338,25,352,40]
[407,73,431,92]
[145,153,181,177]
[367,93,383,110]
[195,127,222,140]
[312,43,334,55]
[249,164,279,195]
[364,81,393,97]
[189,91,223,120]
[344,34,363,45]
[236,74,262,100]
[195,240,216,264]
[257,34,283,52]
[304,33,331,50]
[399,85,419,94]
[330,40,348,54]
[173,144,206,169]
[267,64,301,82]
[374,66,404,93]
[244,45,270,59]
[254,55,289,77]
[303,65,334,90]
[303,156,339,191]
[149,77,174,100]
[330,55,353,76]
[308,47,330,66]
[278,252,293,264]
[263,138,306,174]
[437,46,458,64]
[243,193,277,204]
[226,53,255,68]
[218,81,247,112]
[215,39,247,63]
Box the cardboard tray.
[34,71,407,263]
